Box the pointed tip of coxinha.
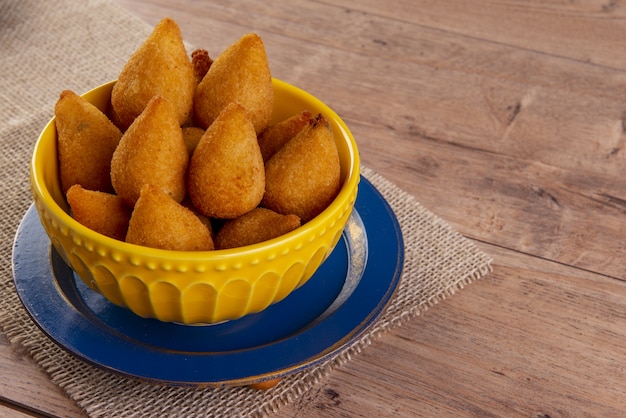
[111,16,195,130]
[111,95,188,207]
[188,102,265,219]
[194,32,273,134]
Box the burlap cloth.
[0,1,492,416]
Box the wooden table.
[2,1,626,416]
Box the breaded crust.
[126,184,214,251]
[110,95,189,207]
[182,126,204,155]
[262,114,341,223]
[111,17,195,130]
[257,110,312,162]
[188,102,265,219]
[55,90,121,194]
[191,48,213,85]
[215,207,300,249]
[194,33,273,134]
[66,184,131,241]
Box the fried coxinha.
[55,17,340,251]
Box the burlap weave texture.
[0,1,492,416]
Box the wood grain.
[0,333,86,417]
[105,0,626,278]
[282,243,626,417]
[2,0,626,416]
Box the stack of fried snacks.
[56,17,341,251]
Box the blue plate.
[12,177,403,386]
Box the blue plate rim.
[12,176,404,386]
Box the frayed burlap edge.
[1,163,492,418]
[0,1,493,416]
[252,165,494,417]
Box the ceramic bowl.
[30,79,360,324]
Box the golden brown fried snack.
[110,95,188,207]
[66,184,131,241]
[262,114,341,223]
[55,90,122,194]
[191,48,213,85]
[188,102,265,219]
[111,17,195,130]
[258,110,312,162]
[182,126,204,155]
[215,207,300,250]
[194,33,273,134]
[181,196,214,236]
[126,184,214,251]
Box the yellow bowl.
[30,79,360,324]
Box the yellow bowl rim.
[30,78,360,262]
